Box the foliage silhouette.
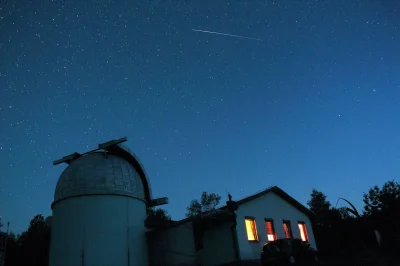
[146,207,171,226]
[186,191,221,217]
[363,180,400,216]
[4,214,51,266]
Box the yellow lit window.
[245,217,258,241]
[298,222,309,242]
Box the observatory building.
[49,137,167,266]
[50,137,317,266]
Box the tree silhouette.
[307,189,331,214]
[4,233,18,266]
[16,214,51,266]
[186,192,221,217]
[146,207,171,226]
[307,189,333,225]
[362,180,400,254]
[307,189,348,257]
[363,180,400,216]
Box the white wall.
[148,222,197,266]
[198,223,236,266]
[49,195,147,266]
[165,222,198,265]
[234,192,317,260]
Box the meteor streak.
[192,29,260,41]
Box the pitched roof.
[147,186,314,231]
[220,186,315,218]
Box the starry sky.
[1,0,400,233]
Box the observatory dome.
[53,152,145,203]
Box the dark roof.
[146,209,233,231]
[220,186,314,218]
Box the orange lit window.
[283,220,293,238]
[265,219,277,241]
[245,217,258,242]
[298,222,309,242]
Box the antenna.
[335,197,340,209]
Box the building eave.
[220,186,315,218]
[146,209,234,231]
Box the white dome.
[54,152,145,203]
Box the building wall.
[49,195,147,266]
[148,222,197,266]
[198,223,237,266]
[147,230,167,266]
[234,192,317,261]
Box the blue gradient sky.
[1,0,400,233]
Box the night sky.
[1,0,400,233]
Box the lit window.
[245,217,258,241]
[298,222,309,242]
[283,220,293,238]
[265,219,277,241]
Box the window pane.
[245,219,258,241]
[298,222,309,242]
[283,221,292,238]
[265,220,276,241]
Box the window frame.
[282,220,293,238]
[297,221,309,242]
[244,216,259,243]
[264,218,277,241]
